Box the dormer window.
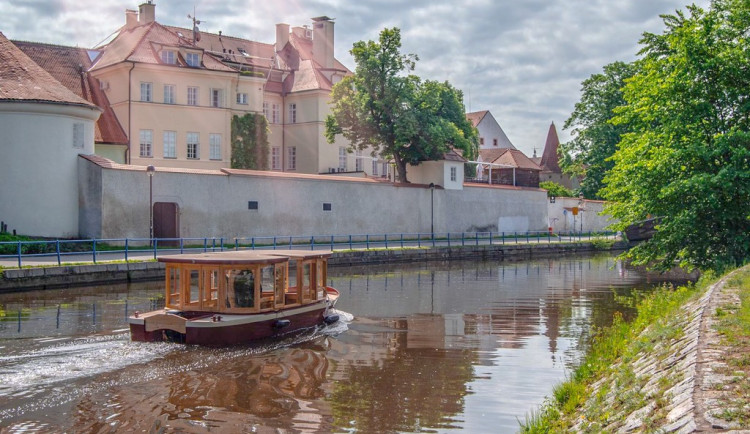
[186,52,201,67]
[161,50,176,64]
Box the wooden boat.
[128,250,340,345]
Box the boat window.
[288,259,298,291]
[275,264,285,306]
[166,265,181,307]
[203,268,220,308]
[259,266,275,310]
[226,269,255,309]
[301,262,312,301]
[188,269,200,305]
[316,260,325,300]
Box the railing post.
[56,240,61,266]
[289,236,293,249]
[330,235,334,250]
[401,233,404,248]
[476,232,479,246]
[490,232,493,245]
[180,238,184,253]
[17,241,22,269]
[310,236,314,251]
[235,238,239,251]
[273,237,277,250]
[502,232,505,245]
[220,237,224,251]
[125,238,129,261]
[384,234,388,249]
[93,239,97,264]
[515,232,518,244]
[349,235,352,250]
[432,232,435,247]
[252,237,256,250]
[447,233,451,247]
[203,238,208,252]
[153,239,158,259]
[418,234,421,248]
[366,234,370,249]
[461,232,465,246]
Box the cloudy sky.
[2,0,708,156]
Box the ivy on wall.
[231,113,270,170]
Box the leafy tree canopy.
[325,27,477,183]
[540,181,575,198]
[560,61,637,199]
[231,113,269,170]
[603,0,750,271]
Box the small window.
[209,133,221,160]
[288,103,297,123]
[163,84,175,104]
[186,52,201,67]
[271,147,281,170]
[140,82,152,102]
[287,146,296,170]
[338,147,347,171]
[211,89,223,108]
[187,132,199,159]
[372,159,378,176]
[236,92,248,105]
[493,138,498,147]
[263,102,270,119]
[355,150,363,172]
[272,103,280,124]
[479,137,484,146]
[161,50,176,64]
[450,166,457,182]
[187,86,198,106]
[248,201,259,210]
[72,123,84,149]
[323,203,332,211]
[139,129,153,157]
[163,131,176,158]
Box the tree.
[539,181,574,198]
[560,61,637,199]
[231,113,269,170]
[603,1,750,271]
[325,28,477,183]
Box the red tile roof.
[12,40,128,145]
[466,110,489,128]
[539,122,562,173]
[479,148,541,171]
[0,32,97,109]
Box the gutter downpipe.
[127,61,136,164]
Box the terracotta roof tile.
[540,122,561,173]
[12,40,127,145]
[479,148,541,171]
[0,32,98,109]
[466,110,488,128]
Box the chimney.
[275,23,290,52]
[311,16,334,69]
[139,1,155,25]
[125,9,138,29]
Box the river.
[0,253,688,433]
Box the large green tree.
[561,61,637,199]
[603,0,750,270]
[325,28,477,183]
[231,113,269,170]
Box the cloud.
[1,0,709,154]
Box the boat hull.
[129,301,331,346]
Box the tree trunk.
[393,155,409,183]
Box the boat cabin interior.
[158,250,331,314]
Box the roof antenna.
[188,6,202,45]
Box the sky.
[2,0,709,157]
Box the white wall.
[79,159,550,239]
[476,112,515,150]
[547,197,614,233]
[1,102,99,237]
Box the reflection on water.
[0,253,690,432]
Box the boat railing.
[0,231,618,268]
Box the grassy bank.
[520,268,743,432]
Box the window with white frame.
[450,166,457,182]
[72,123,84,149]
[272,103,280,124]
[187,132,199,159]
[187,86,198,106]
[236,92,248,105]
[186,52,200,67]
[287,146,296,170]
[139,130,153,157]
[209,133,221,160]
[140,82,152,102]
[355,150,363,172]
[163,131,176,158]
[372,159,378,176]
[161,50,176,64]
[211,89,223,108]
[288,103,297,123]
[338,147,347,170]
[164,84,175,104]
[271,147,281,170]
[263,102,270,120]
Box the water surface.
[0,253,684,432]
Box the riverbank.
[522,265,750,432]
[0,240,621,292]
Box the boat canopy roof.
[157,249,332,266]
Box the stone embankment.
[571,267,750,433]
[0,241,617,292]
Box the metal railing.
[0,231,617,268]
